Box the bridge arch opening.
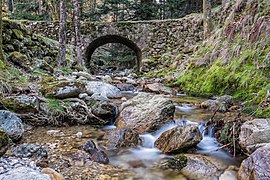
[85,35,142,72]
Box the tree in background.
[74,0,83,66]
[139,0,155,20]
[7,0,14,12]
[58,0,67,66]
[38,0,43,15]
[203,0,213,38]
[0,0,6,63]
[48,0,59,21]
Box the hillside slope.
[148,0,270,117]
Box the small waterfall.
[198,123,215,137]
[197,123,223,154]
[140,134,156,148]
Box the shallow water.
[21,95,241,179]
[105,98,241,179]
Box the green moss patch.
[12,29,24,40]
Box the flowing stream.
[21,93,241,179]
[105,102,240,179]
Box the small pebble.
[76,132,83,138]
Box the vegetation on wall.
[175,0,270,117]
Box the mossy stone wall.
[23,16,203,60]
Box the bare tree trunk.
[6,0,13,12]
[0,0,6,63]
[58,0,67,67]
[203,0,212,38]
[74,0,83,66]
[48,0,59,21]
[222,0,226,7]
[38,0,43,15]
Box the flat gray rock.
[0,167,50,180]
[0,110,24,141]
[86,81,121,99]
[239,118,270,153]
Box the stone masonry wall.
[23,14,203,60]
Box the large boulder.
[144,83,173,95]
[238,144,270,180]
[239,118,270,153]
[91,101,117,124]
[103,128,141,150]
[86,81,121,99]
[0,130,9,157]
[154,126,202,153]
[0,110,24,141]
[180,154,227,180]
[39,80,86,99]
[2,94,39,113]
[0,167,50,180]
[116,93,175,134]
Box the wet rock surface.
[0,110,24,141]
[103,128,141,150]
[116,92,175,133]
[159,154,188,169]
[180,154,227,180]
[155,126,202,153]
[238,144,270,180]
[81,139,109,164]
[239,118,270,153]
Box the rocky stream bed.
[1,72,270,180]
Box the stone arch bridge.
[25,15,203,70]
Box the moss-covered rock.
[0,60,5,69]
[160,154,188,169]
[3,44,15,52]
[39,80,86,99]
[12,29,24,40]
[10,39,24,52]
[8,51,30,69]
[2,95,40,113]
[2,33,11,43]
[0,130,9,157]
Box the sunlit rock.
[116,93,175,134]
[154,126,202,153]
[239,118,270,153]
[238,144,270,180]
